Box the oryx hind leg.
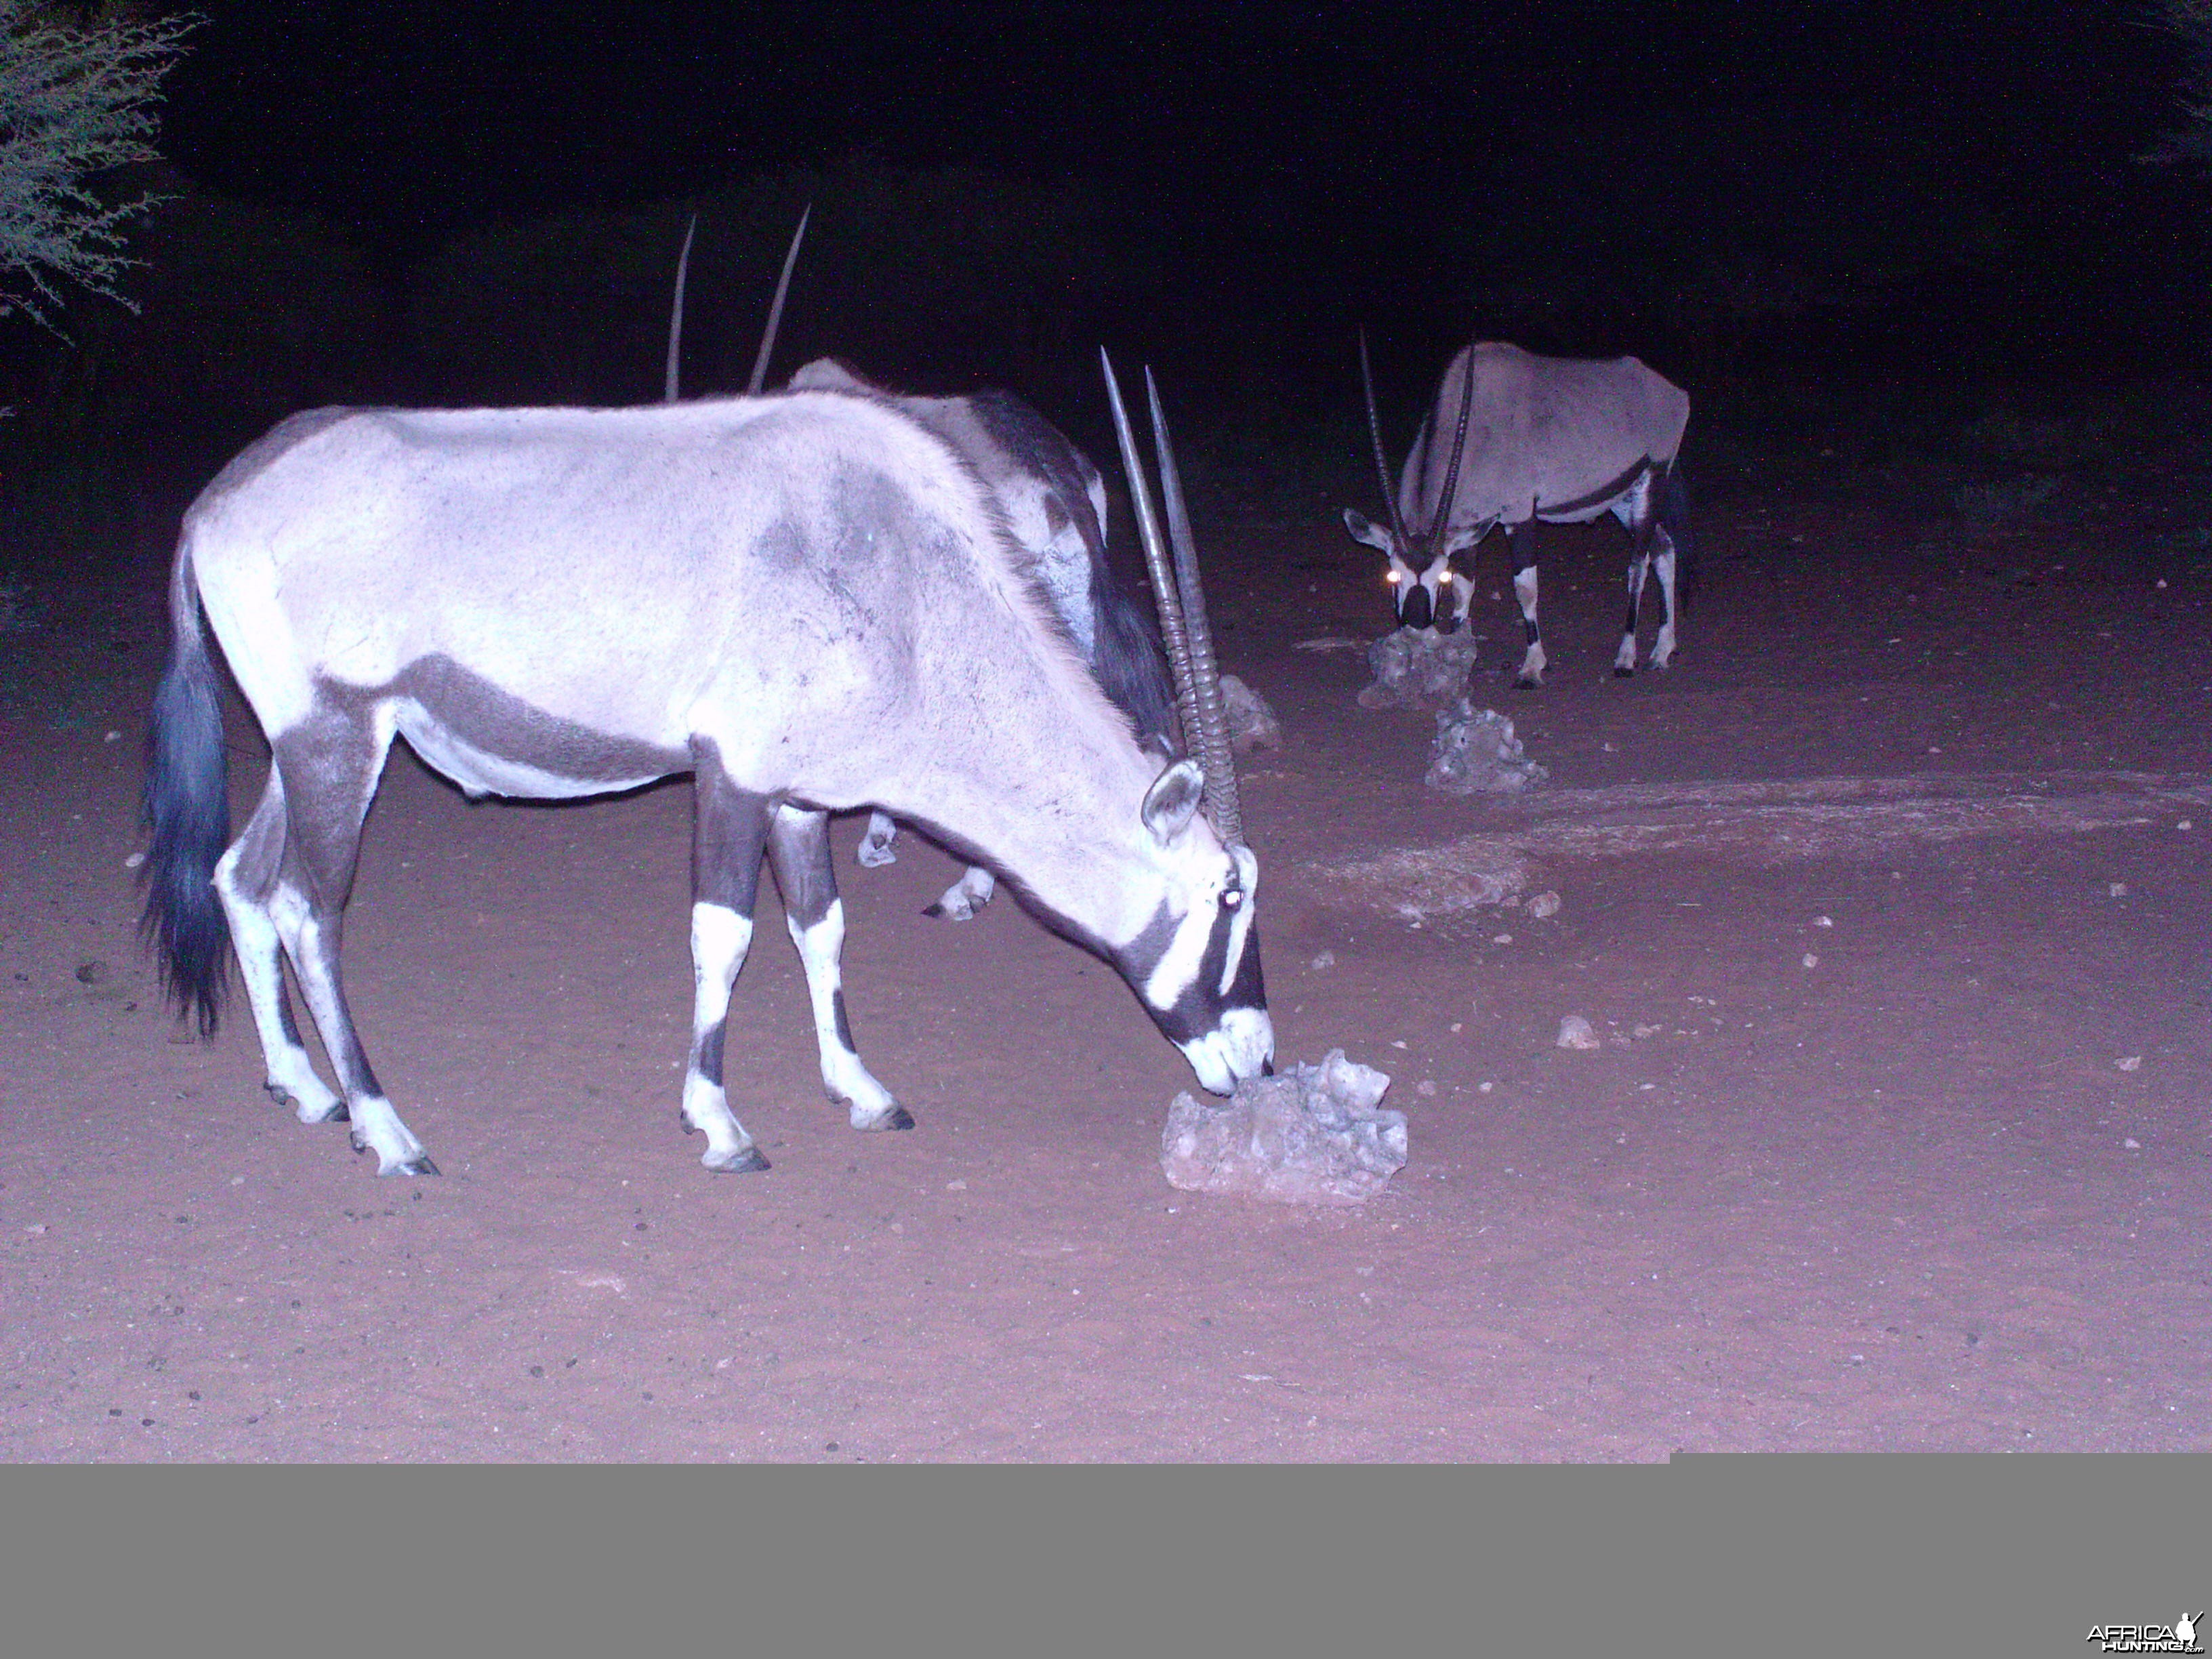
[1509,524,1546,689]
[1616,544,1651,677]
[262,710,436,1176]
[211,770,344,1127]
[857,810,898,868]
[1650,529,1680,669]
[924,863,996,921]
[768,803,912,1134]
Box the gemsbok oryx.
[141,369,1271,1177]
[787,357,1181,919]
[1343,339,1693,687]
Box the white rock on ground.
[1218,673,1283,752]
[1557,1015,1601,1050]
[1427,698,1548,794]
[1161,1049,1408,1206]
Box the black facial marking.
[1115,893,1265,1046]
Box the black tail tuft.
[1661,464,1696,616]
[140,567,232,1039]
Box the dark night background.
[3,0,2207,551]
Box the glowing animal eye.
[1223,890,1242,908]
[1386,570,1401,583]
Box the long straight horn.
[1146,366,1242,846]
[1102,348,1197,754]
[1360,329,1412,552]
[663,211,697,403]
[1427,344,1479,538]
[747,202,812,395]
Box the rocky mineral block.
[1427,697,1549,794]
[1161,1049,1408,1206]
[1357,627,1479,710]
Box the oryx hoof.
[382,1153,440,1178]
[1513,675,1542,691]
[922,897,977,922]
[703,1144,771,1174]
[1614,664,1636,679]
[268,1080,348,1124]
[856,838,897,869]
[859,1104,916,1132]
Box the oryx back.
[1404,343,1690,535]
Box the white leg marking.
[785,898,902,1130]
[857,812,898,869]
[213,844,342,1125]
[928,864,996,921]
[683,901,760,1170]
[1652,539,1679,669]
[1513,565,1545,685]
[274,902,430,1174]
[1616,554,1648,675]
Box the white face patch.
[1176,1006,1275,1094]
[1218,844,1258,997]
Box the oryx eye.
[1223,888,1242,908]
[1385,570,1401,583]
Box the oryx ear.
[1141,758,1206,846]
[1342,508,1395,553]
[1440,519,1488,560]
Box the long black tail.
[140,538,232,1038]
[1660,462,1696,615]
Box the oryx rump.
[142,390,1271,1177]
[1344,340,1692,687]
[787,357,1180,919]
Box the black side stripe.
[1538,457,1655,519]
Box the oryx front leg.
[685,745,772,1172]
[1511,531,1546,689]
[769,804,912,1134]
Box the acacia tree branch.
[0,2,199,329]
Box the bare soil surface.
[4,450,2210,1461]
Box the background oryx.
[1344,340,1694,688]
[787,356,1180,919]
[142,386,1270,1178]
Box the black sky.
[114,0,2209,426]
[160,1,2186,253]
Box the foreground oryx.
[787,358,1180,918]
[142,386,1271,1176]
[1344,340,1692,687]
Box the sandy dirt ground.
[3,443,2209,1462]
